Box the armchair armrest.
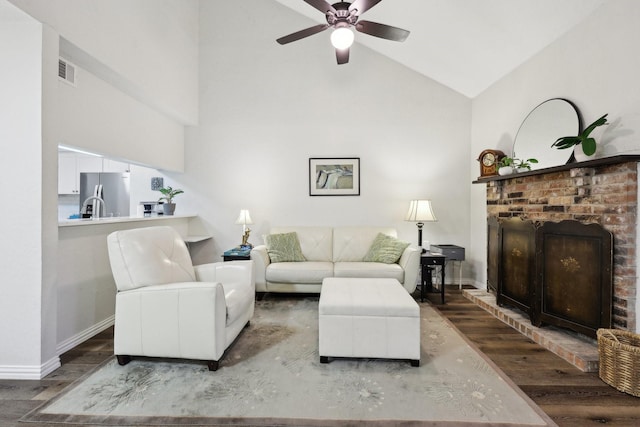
[114,281,227,360]
[250,245,270,292]
[398,246,420,293]
[194,260,254,288]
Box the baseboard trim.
[0,356,60,380]
[56,315,115,356]
[0,317,114,380]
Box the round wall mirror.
[512,98,581,170]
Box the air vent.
[58,58,77,86]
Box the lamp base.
[417,223,426,253]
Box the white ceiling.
[274,0,605,98]
[2,0,606,98]
[0,0,32,22]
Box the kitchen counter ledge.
[59,213,197,227]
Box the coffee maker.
[139,201,162,216]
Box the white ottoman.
[318,277,420,366]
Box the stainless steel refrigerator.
[79,172,130,218]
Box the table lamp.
[405,200,437,253]
[235,209,253,248]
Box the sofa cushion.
[271,227,333,261]
[363,233,410,264]
[266,261,334,284]
[334,262,404,282]
[264,232,306,263]
[332,227,398,262]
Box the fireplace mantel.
[473,154,640,184]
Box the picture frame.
[309,157,360,196]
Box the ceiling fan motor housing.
[327,2,358,26]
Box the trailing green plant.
[158,186,184,204]
[515,158,539,170]
[499,156,516,167]
[551,113,608,156]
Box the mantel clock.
[477,149,505,177]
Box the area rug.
[22,296,557,426]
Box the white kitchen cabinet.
[102,158,130,173]
[58,152,104,194]
[58,152,78,194]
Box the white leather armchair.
[107,226,254,371]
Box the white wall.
[0,0,199,378]
[56,59,186,172]
[9,0,198,172]
[470,1,640,308]
[9,0,199,125]
[172,0,472,264]
[0,6,60,378]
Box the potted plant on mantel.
[158,186,184,216]
[551,113,608,161]
[498,156,539,175]
[498,156,516,175]
[515,157,539,172]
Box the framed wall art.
[309,157,360,196]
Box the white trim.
[0,356,60,380]
[56,315,115,356]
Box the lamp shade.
[405,200,437,222]
[235,209,253,225]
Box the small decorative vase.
[498,166,513,176]
[573,144,597,162]
[163,203,176,216]
[516,167,529,173]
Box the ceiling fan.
[276,0,410,65]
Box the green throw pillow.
[265,232,306,263]
[363,233,409,264]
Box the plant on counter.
[551,113,608,157]
[158,186,184,204]
[157,186,184,216]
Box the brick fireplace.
[476,155,640,333]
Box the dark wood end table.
[420,252,446,303]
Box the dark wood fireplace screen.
[489,218,613,338]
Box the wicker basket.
[597,328,640,397]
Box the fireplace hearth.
[464,288,599,372]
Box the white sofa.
[251,226,420,294]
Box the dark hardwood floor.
[425,287,640,427]
[1,287,639,426]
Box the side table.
[420,252,446,304]
[222,248,251,262]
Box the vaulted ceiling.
[2,0,607,99]
[274,0,605,98]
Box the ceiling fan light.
[330,27,354,49]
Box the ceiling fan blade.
[276,24,330,45]
[336,47,349,64]
[304,0,337,15]
[348,0,382,16]
[355,20,410,42]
